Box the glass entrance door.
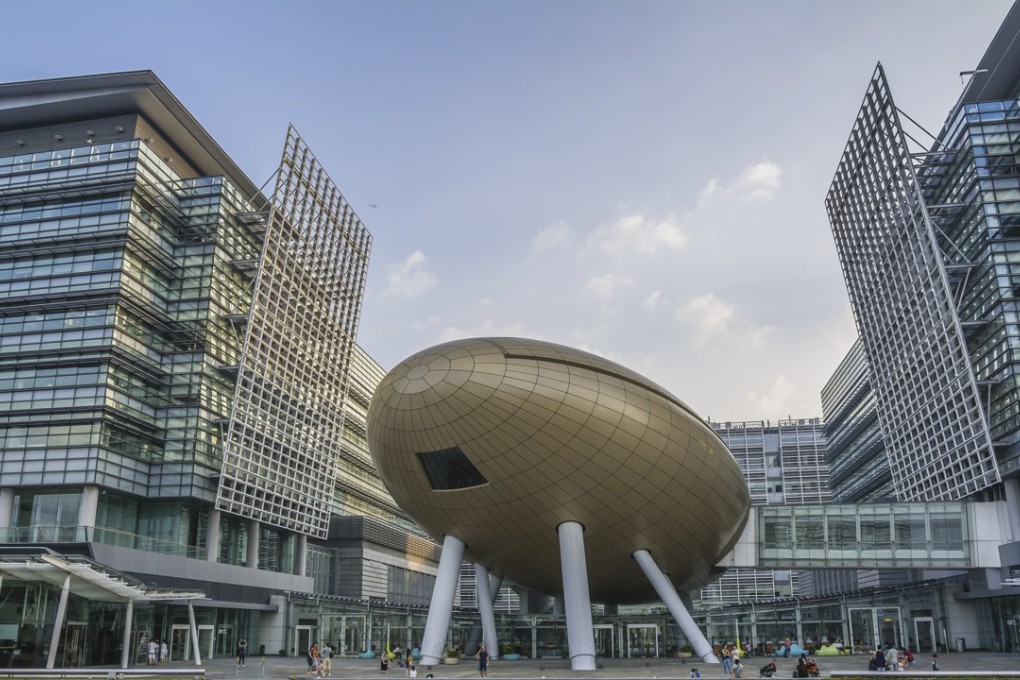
[171,625,191,662]
[848,607,876,652]
[594,624,614,659]
[913,617,935,653]
[296,625,315,659]
[627,624,659,658]
[216,627,233,658]
[344,616,366,658]
[198,625,214,660]
[63,622,87,667]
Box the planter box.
[443,657,460,665]
[502,653,520,661]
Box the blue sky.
[1,0,1013,421]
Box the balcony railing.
[0,525,203,559]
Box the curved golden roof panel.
[367,337,750,603]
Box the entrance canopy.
[0,552,207,669]
[0,553,205,602]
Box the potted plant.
[679,644,693,658]
[443,649,461,665]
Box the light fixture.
[54,134,63,141]
[115,126,125,133]
[16,140,24,147]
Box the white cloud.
[677,293,735,340]
[411,315,441,332]
[747,374,796,418]
[587,213,687,255]
[694,160,783,209]
[675,292,775,347]
[697,177,724,210]
[383,251,436,298]
[532,220,571,251]
[643,290,663,312]
[584,274,633,299]
[737,160,782,200]
[437,319,527,342]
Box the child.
[688,669,701,678]
[931,652,939,671]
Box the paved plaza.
[188,651,1020,679]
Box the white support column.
[120,599,134,669]
[557,521,596,671]
[46,573,72,669]
[296,534,308,577]
[488,574,504,605]
[79,485,100,541]
[632,549,718,664]
[206,508,221,562]
[188,601,202,666]
[475,563,498,660]
[247,520,260,568]
[0,488,14,535]
[1005,478,1020,540]
[420,535,465,665]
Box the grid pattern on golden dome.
[367,337,750,604]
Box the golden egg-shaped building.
[367,337,750,605]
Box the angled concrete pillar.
[475,563,498,659]
[188,600,202,665]
[420,535,465,665]
[557,521,596,671]
[46,573,72,668]
[633,549,718,664]
[120,599,134,669]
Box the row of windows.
[0,141,137,173]
[0,194,128,225]
[0,161,135,189]
[0,308,111,336]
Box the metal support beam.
[558,521,596,671]
[632,549,718,663]
[420,535,465,665]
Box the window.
[417,447,487,490]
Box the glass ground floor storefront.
[0,578,251,668]
[9,575,1020,668]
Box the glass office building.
[704,420,830,605]
[0,71,433,666]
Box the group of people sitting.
[867,643,917,672]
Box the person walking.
[721,644,733,678]
[476,643,489,678]
[320,643,332,676]
[160,639,168,666]
[147,638,157,666]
